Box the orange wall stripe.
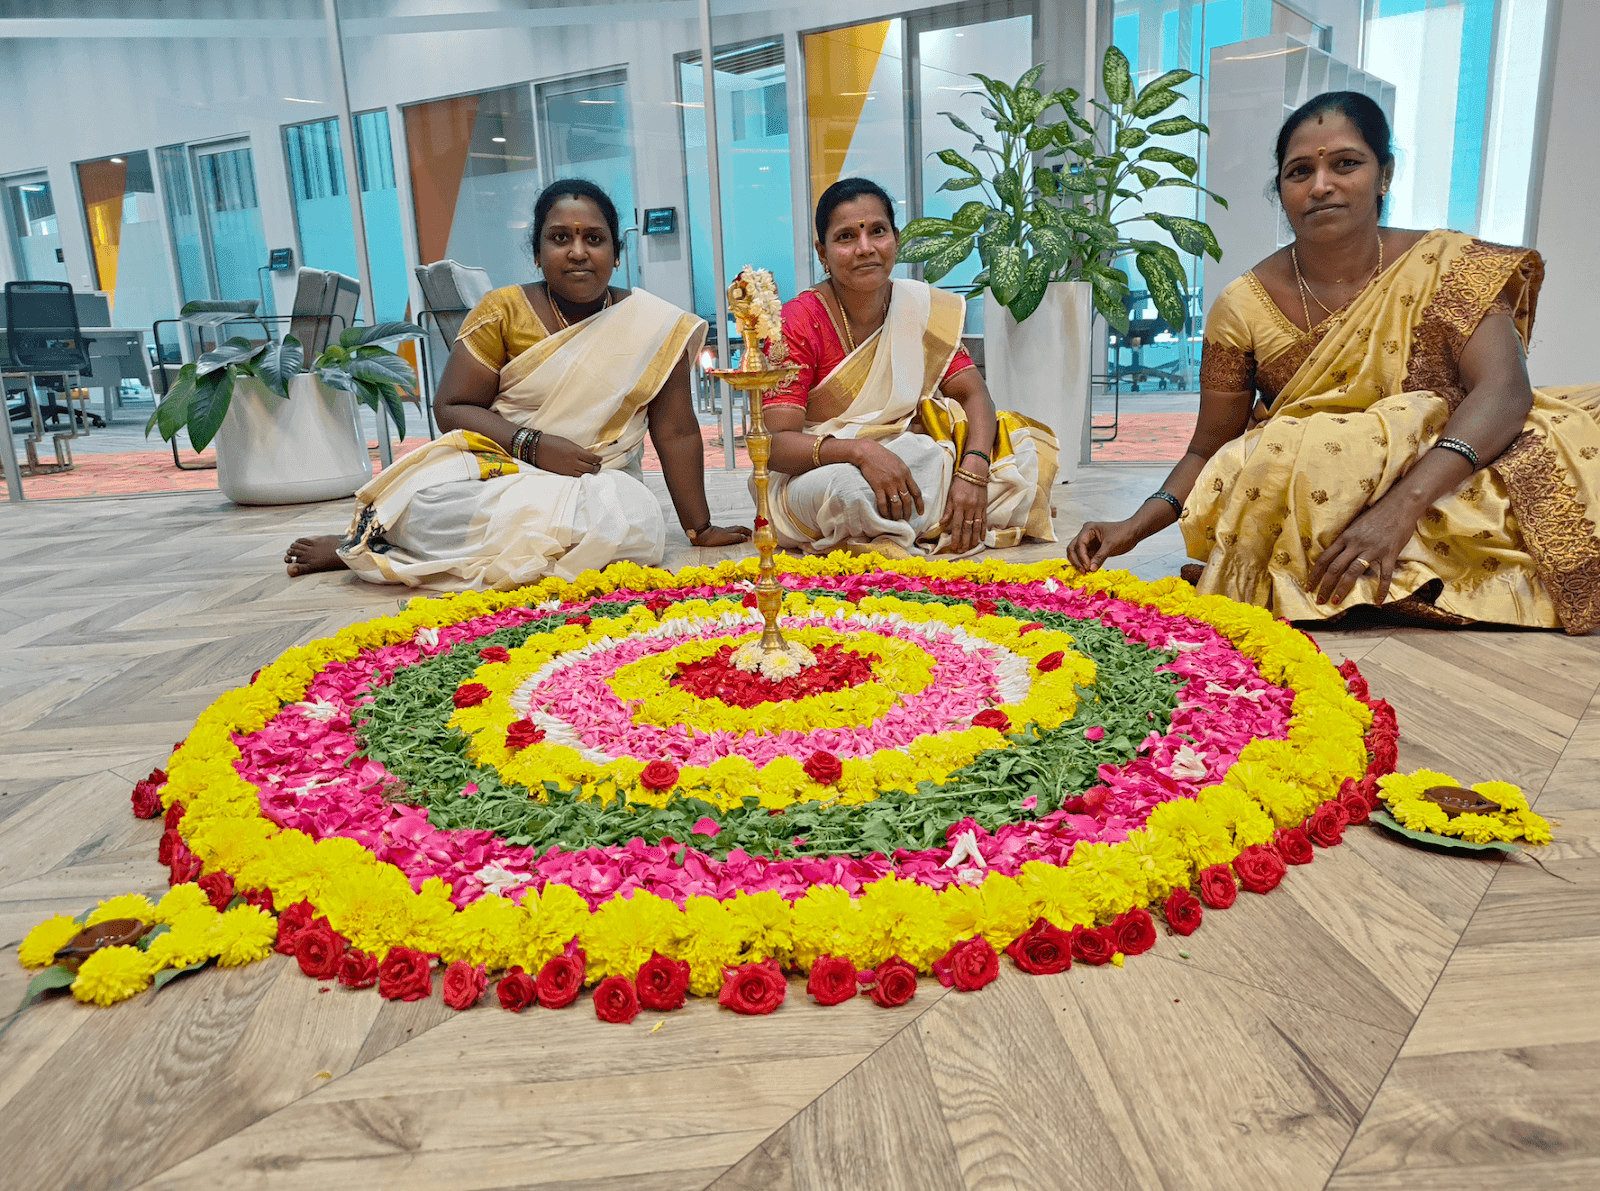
[78,158,129,310]
[403,95,481,266]
[804,21,893,214]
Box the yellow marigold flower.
[210,904,277,967]
[154,884,213,925]
[1516,810,1553,846]
[1452,813,1514,844]
[71,945,158,1006]
[146,910,222,968]
[84,893,158,928]
[1473,780,1528,812]
[1394,799,1451,834]
[19,914,82,968]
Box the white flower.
[957,867,987,886]
[1167,637,1205,653]
[944,829,987,871]
[1205,681,1265,701]
[1169,744,1209,780]
[292,698,341,721]
[414,626,440,649]
[473,863,533,898]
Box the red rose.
[636,952,691,1011]
[1370,733,1399,775]
[1307,800,1349,848]
[1036,651,1064,672]
[442,960,488,1011]
[803,751,843,786]
[169,847,202,886]
[338,949,379,989]
[275,900,317,955]
[295,918,349,981]
[535,952,586,1008]
[1164,888,1204,937]
[377,946,434,1002]
[1234,844,1287,894]
[250,669,261,684]
[593,975,640,1024]
[1341,785,1372,826]
[157,828,182,867]
[1338,659,1371,701]
[452,683,491,709]
[1114,908,1157,956]
[1275,827,1315,866]
[972,709,1011,732]
[866,958,918,1008]
[805,954,859,1006]
[1197,864,1238,909]
[131,777,163,819]
[742,592,758,608]
[639,759,680,792]
[933,936,1000,992]
[565,614,592,628]
[1357,772,1380,808]
[1070,924,1118,966]
[718,959,788,1015]
[478,646,511,663]
[504,719,545,751]
[973,598,997,617]
[1005,918,1073,974]
[197,870,235,911]
[164,801,186,830]
[241,887,275,914]
[496,967,537,1012]
[1018,622,1045,635]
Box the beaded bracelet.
[962,448,991,466]
[1148,490,1183,517]
[527,429,543,467]
[510,428,531,461]
[1434,436,1480,470]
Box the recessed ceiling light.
[492,136,507,143]
[109,157,124,164]
[283,97,321,104]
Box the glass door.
[3,172,69,283]
[76,150,176,332]
[191,140,273,313]
[538,70,639,290]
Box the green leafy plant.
[897,50,1227,331]
[147,320,424,452]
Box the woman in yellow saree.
[763,178,1059,559]
[1068,93,1600,633]
[284,180,748,588]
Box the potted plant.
[898,50,1226,478]
[148,320,423,505]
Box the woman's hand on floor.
[854,442,924,521]
[1307,501,1416,606]
[1067,519,1144,573]
[942,476,988,552]
[534,434,603,477]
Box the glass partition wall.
[3,172,70,284]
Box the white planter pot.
[214,374,373,505]
[983,280,1092,484]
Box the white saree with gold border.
[337,289,706,589]
[765,279,1059,555]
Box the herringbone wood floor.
[1,468,1595,1191]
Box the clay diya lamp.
[1420,785,1502,819]
[53,918,153,972]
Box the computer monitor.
[74,291,111,328]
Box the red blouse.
[767,289,975,409]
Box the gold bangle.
[812,434,829,469]
[954,466,989,487]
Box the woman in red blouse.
[760,178,1060,559]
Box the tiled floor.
[0,466,1592,1191]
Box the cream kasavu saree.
[337,288,706,590]
[766,279,1059,555]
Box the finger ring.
[889,492,903,501]
[1354,557,1372,570]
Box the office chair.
[414,260,492,438]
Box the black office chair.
[6,280,103,428]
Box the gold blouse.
[455,285,550,372]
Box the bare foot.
[285,535,349,576]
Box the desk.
[0,327,150,425]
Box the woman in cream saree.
[284,181,748,588]
[765,178,1058,558]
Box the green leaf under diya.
[152,958,215,993]
[1368,809,1520,855]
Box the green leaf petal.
[1025,125,1054,153]
[933,147,981,178]
[901,217,963,239]
[1130,165,1161,189]
[1016,64,1047,93]
[1138,69,1196,96]
[942,111,978,138]
[951,201,989,231]
[988,244,1027,305]
[1147,212,1224,261]
[254,335,304,398]
[1129,87,1182,119]
[1116,127,1149,150]
[1006,254,1055,322]
[897,235,958,265]
[1369,810,1521,854]
[348,353,417,391]
[971,72,1015,107]
[152,957,215,993]
[22,965,77,1006]
[1136,251,1188,331]
[1101,46,1133,105]
[1147,115,1208,137]
[338,321,426,350]
[196,339,260,377]
[1027,226,1071,274]
[939,176,983,192]
[185,366,235,453]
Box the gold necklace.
[829,279,890,353]
[545,281,611,331]
[1291,233,1383,330]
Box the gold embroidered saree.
[766,278,1059,555]
[1186,229,1600,632]
[337,289,706,589]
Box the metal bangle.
[1434,437,1480,470]
[529,429,543,467]
[510,428,530,462]
[812,434,829,469]
[954,466,989,486]
[1149,490,1183,517]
